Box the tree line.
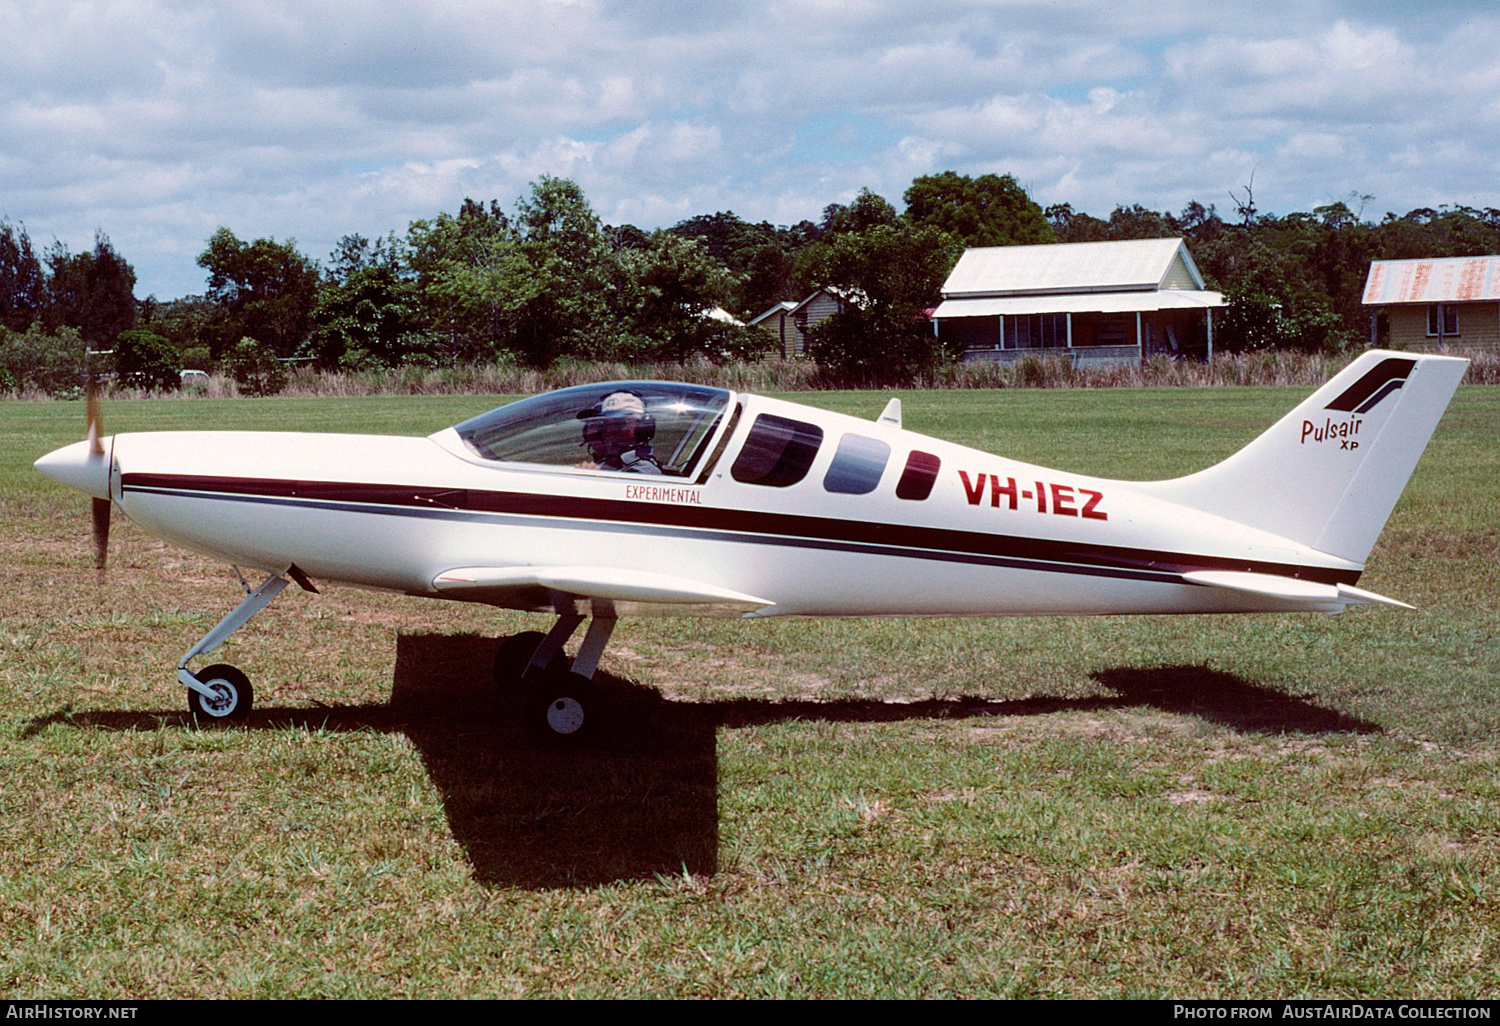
[4,171,1499,394]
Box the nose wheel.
[188,663,253,721]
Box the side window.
[895,450,941,500]
[731,414,823,487]
[823,434,890,495]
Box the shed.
[1362,255,1500,353]
[748,287,854,359]
[932,238,1226,366]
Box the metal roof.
[747,300,797,326]
[941,238,1202,297]
[1362,256,1500,306]
[933,289,1225,320]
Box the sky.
[3,0,1498,299]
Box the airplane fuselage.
[106,391,1358,620]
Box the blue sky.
[3,0,1497,299]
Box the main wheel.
[494,631,569,686]
[525,672,598,743]
[188,663,253,721]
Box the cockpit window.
[731,414,823,487]
[453,382,732,478]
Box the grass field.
[1,385,1497,998]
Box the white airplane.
[34,349,1466,740]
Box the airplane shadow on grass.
[25,632,1379,889]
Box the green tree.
[0,220,45,331]
[0,324,87,394]
[43,231,137,346]
[197,229,321,359]
[1046,203,1110,243]
[805,218,959,383]
[618,233,761,361]
[139,294,215,362]
[826,189,901,236]
[904,171,1055,248]
[305,262,432,369]
[512,176,616,364]
[405,199,540,362]
[794,189,905,296]
[115,329,181,391]
[738,243,799,318]
[1104,204,1180,239]
[668,211,782,273]
[225,336,287,396]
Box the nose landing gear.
[495,615,617,743]
[176,570,297,722]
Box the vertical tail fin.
[1137,351,1467,563]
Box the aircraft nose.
[34,439,113,500]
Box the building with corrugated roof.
[932,238,1226,366]
[1362,255,1500,352]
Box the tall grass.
[12,349,1500,401]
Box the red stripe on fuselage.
[120,472,1361,586]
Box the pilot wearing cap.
[577,390,663,474]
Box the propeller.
[86,378,110,572]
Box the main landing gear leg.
[503,614,618,743]
[177,571,291,721]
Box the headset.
[577,390,656,452]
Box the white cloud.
[2,1,1498,296]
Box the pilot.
[577,390,663,474]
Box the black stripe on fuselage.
[120,472,1361,587]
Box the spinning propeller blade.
[92,496,111,571]
[86,380,110,571]
[87,381,104,457]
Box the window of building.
[1004,313,1067,349]
[1427,305,1459,336]
[1089,315,1130,346]
[731,414,824,487]
[895,450,941,501]
[823,434,890,495]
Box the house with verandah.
[932,238,1226,367]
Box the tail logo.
[1325,357,1416,414]
[1301,417,1362,449]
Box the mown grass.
[1,385,1496,998]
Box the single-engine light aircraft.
[34,349,1466,740]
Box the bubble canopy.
[451,381,734,478]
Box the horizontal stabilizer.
[1183,570,1412,610]
[433,565,773,617]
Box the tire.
[525,672,599,743]
[494,631,569,686]
[188,663,253,721]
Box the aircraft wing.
[1182,571,1413,612]
[432,566,774,617]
